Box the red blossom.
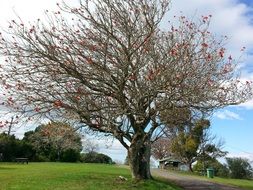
[219,48,225,58]
[106,96,113,102]
[75,96,81,101]
[202,16,209,23]
[208,79,213,86]
[53,100,63,108]
[146,69,155,80]
[201,43,208,48]
[86,57,93,64]
[35,107,40,112]
[170,48,178,56]
[89,45,97,51]
[7,97,14,103]
[222,63,231,74]
[129,74,137,81]
[79,40,86,46]
[206,54,212,61]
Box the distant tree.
[168,119,227,172]
[82,138,99,153]
[0,133,34,161]
[0,0,252,179]
[28,122,82,161]
[226,157,253,179]
[151,138,171,160]
[124,155,129,165]
[0,133,18,161]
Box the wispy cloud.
[227,152,253,162]
[167,0,253,50]
[214,110,243,120]
[238,99,253,109]
[98,139,127,161]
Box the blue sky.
[239,0,253,6]
[0,0,253,162]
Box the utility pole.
[5,117,16,136]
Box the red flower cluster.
[53,100,63,108]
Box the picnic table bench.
[15,157,29,164]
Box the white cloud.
[227,152,253,162]
[214,110,243,120]
[96,138,127,162]
[219,151,253,166]
[238,99,253,109]
[233,70,253,109]
[0,0,80,27]
[167,0,253,48]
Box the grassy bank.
[209,176,253,190]
[167,169,253,190]
[0,163,181,190]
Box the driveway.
[152,169,242,190]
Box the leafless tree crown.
[0,0,252,147]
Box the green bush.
[0,133,35,161]
[60,149,80,162]
[80,152,112,164]
[193,159,229,177]
[35,154,50,162]
[226,157,253,179]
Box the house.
[158,157,189,171]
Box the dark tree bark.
[128,134,152,179]
[189,163,193,172]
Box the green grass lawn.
[0,163,181,190]
[211,177,253,190]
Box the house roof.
[159,157,182,163]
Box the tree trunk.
[189,163,193,172]
[128,135,152,180]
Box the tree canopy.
[27,122,82,161]
[33,122,81,151]
[168,119,227,171]
[0,0,252,179]
[226,157,253,179]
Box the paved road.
[152,169,242,190]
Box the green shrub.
[226,157,253,179]
[193,159,229,177]
[80,152,112,164]
[60,149,80,162]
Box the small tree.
[151,137,171,160]
[167,119,227,171]
[82,138,99,153]
[28,122,82,161]
[0,133,18,161]
[226,157,253,179]
[0,0,252,179]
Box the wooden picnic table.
[15,157,29,164]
